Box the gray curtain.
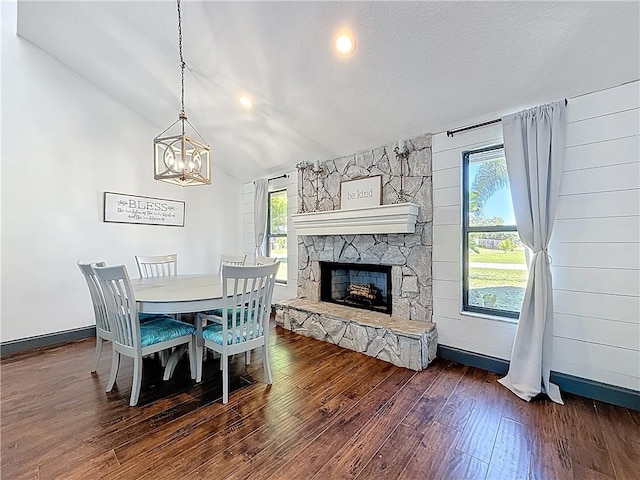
[254,179,269,259]
[498,100,566,404]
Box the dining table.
[130,273,231,315]
[130,273,235,380]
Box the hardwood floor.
[2,322,639,479]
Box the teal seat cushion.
[140,317,195,347]
[201,307,249,321]
[202,323,263,345]
[138,313,172,323]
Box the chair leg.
[130,356,143,406]
[245,350,251,366]
[195,314,204,381]
[262,345,272,384]
[106,350,120,392]
[196,344,203,383]
[222,354,229,404]
[92,337,104,373]
[188,339,196,380]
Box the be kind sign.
[103,192,185,227]
[339,175,382,209]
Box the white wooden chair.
[199,252,246,365]
[135,254,177,278]
[195,262,279,403]
[134,253,180,366]
[78,261,110,372]
[256,255,277,265]
[198,253,247,363]
[218,254,247,274]
[94,264,196,406]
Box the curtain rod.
[253,173,288,184]
[446,98,568,138]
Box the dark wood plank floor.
[2,322,639,480]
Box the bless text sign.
[103,192,185,227]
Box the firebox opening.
[320,261,392,315]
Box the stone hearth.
[275,299,437,371]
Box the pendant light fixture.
[154,0,211,186]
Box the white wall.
[242,172,298,301]
[432,81,640,391]
[0,1,243,342]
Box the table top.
[131,274,223,302]
[130,274,230,314]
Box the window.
[462,145,527,319]
[267,189,288,283]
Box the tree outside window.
[267,190,288,283]
[463,145,527,319]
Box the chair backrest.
[77,261,110,334]
[219,254,247,274]
[93,265,140,351]
[221,262,279,345]
[135,254,177,278]
[256,255,277,265]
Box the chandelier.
[154,0,211,186]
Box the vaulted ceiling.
[16,1,640,182]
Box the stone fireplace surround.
[275,133,438,370]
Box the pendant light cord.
[156,0,207,146]
[177,0,186,118]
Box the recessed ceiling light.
[239,95,254,109]
[335,34,355,55]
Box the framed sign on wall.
[103,192,185,227]
[339,175,382,209]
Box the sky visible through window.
[469,161,515,225]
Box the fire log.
[348,283,378,300]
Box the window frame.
[462,143,520,320]
[266,188,288,285]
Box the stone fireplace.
[320,261,392,314]
[297,132,433,323]
[274,132,438,370]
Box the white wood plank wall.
[431,81,640,391]
[242,172,298,301]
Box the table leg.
[163,345,187,381]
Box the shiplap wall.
[243,172,298,300]
[432,81,640,391]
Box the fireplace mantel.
[292,203,419,236]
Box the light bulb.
[239,96,254,109]
[335,35,355,55]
